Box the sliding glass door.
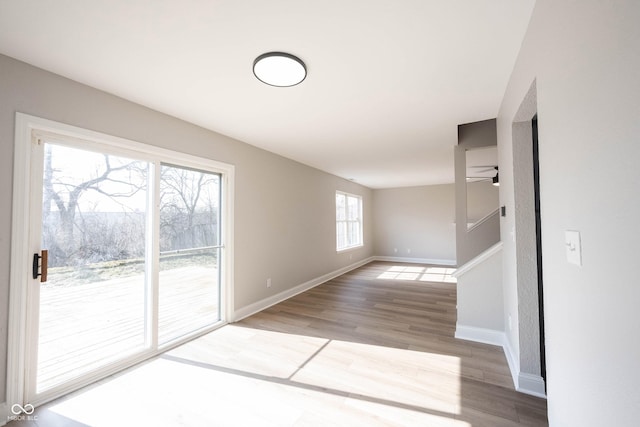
[158,164,222,344]
[35,143,149,394]
[24,129,228,405]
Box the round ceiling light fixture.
[253,52,307,87]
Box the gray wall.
[372,185,455,264]
[455,247,504,332]
[0,54,374,404]
[455,119,500,266]
[498,1,640,425]
[466,181,500,225]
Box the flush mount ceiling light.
[253,52,306,87]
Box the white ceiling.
[0,0,535,189]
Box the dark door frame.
[532,115,546,386]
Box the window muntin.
[336,191,363,251]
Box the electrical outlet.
[407,248,411,254]
[393,248,398,253]
[266,278,272,288]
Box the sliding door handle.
[32,250,48,282]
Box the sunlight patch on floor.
[377,265,457,283]
[45,325,470,426]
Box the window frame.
[335,190,364,252]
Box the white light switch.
[565,230,582,266]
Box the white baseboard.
[454,324,505,347]
[231,255,456,322]
[456,325,547,399]
[231,257,547,398]
[518,373,547,398]
[504,337,547,398]
[231,256,375,322]
[502,335,520,390]
[0,402,7,426]
[373,256,456,266]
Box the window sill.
[337,244,363,254]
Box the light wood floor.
[10,261,547,426]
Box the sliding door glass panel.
[37,142,149,393]
[158,164,221,344]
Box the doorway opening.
[512,80,546,397]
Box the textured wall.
[456,247,504,331]
[497,1,640,425]
[513,100,542,378]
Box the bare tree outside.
[42,144,147,283]
[159,165,220,252]
[36,141,223,391]
[41,143,220,287]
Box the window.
[336,191,363,251]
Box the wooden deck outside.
[37,266,220,392]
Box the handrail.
[453,241,503,278]
[467,208,500,233]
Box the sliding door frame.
[7,113,235,409]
